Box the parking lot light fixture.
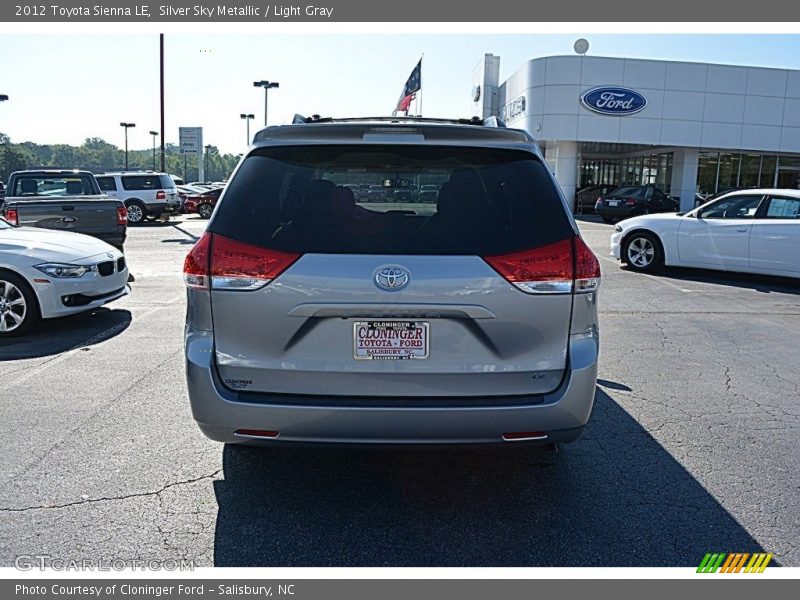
[149,130,159,171]
[252,80,279,126]
[204,144,212,181]
[240,113,255,145]
[120,122,136,171]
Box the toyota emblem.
[374,266,410,291]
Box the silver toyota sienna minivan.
[183,116,600,446]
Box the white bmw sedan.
[611,189,800,279]
[0,218,129,336]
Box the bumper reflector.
[502,431,548,441]
[234,429,280,439]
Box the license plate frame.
[353,320,429,360]
[608,200,619,207]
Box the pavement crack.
[0,469,222,513]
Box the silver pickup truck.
[1,170,127,250]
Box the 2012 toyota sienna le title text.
[183,115,600,447]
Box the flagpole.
[418,53,423,116]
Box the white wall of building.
[474,54,800,211]
[500,55,800,152]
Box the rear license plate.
[608,200,619,207]
[354,321,429,360]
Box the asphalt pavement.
[0,215,798,567]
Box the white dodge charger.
[0,217,129,336]
[610,189,800,279]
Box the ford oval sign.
[580,87,647,116]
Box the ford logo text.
[580,87,647,115]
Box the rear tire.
[0,271,41,337]
[125,200,146,225]
[197,203,214,219]
[623,231,663,273]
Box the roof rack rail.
[289,114,507,128]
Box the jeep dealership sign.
[580,87,647,115]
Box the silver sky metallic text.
[158,5,334,19]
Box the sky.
[1,34,799,155]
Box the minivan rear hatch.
[195,145,588,398]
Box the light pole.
[149,130,158,171]
[159,34,166,172]
[240,113,254,145]
[120,122,135,170]
[253,80,279,126]
[204,144,212,182]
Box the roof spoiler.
[289,114,507,128]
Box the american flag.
[392,59,422,116]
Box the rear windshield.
[11,174,99,197]
[610,186,639,197]
[121,174,174,191]
[209,145,573,255]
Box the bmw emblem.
[374,266,410,291]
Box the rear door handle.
[62,205,75,211]
[288,303,496,320]
[736,228,747,233]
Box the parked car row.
[337,183,442,203]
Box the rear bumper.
[184,329,599,446]
[145,202,181,216]
[596,206,638,219]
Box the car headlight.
[614,225,623,233]
[34,263,93,278]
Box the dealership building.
[471,53,800,211]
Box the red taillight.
[116,206,128,226]
[484,239,574,294]
[4,208,18,226]
[211,235,300,291]
[183,232,212,289]
[574,236,601,293]
[156,190,166,200]
[595,196,603,205]
[483,237,600,294]
[183,233,301,291]
[626,197,637,206]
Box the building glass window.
[697,152,719,195]
[778,156,800,169]
[578,150,673,192]
[739,154,761,188]
[760,156,777,187]
[717,153,741,191]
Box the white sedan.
[611,189,800,278]
[0,217,129,336]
